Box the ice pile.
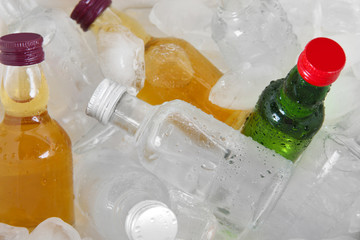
[0,217,88,240]
[0,0,359,239]
[245,107,360,240]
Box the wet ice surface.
[0,0,360,239]
[0,218,88,240]
[97,25,145,95]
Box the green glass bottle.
[242,37,346,162]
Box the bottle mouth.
[70,0,112,31]
[86,79,127,124]
[0,33,44,66]
[125,200,178,240]
[297,37,346,87]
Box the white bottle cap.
[86,79,127,124]
[125,200,178,240]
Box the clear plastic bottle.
[70,0,250,127]
[84,79,293,236]
[75,148,178,240]
[0,33,74,229]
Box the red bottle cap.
[297,37,346,87]
[71,0,112,31]
[0,33,44,66]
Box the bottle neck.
[278,66,330,118]
[0,64,49,118]
[109,92,153,137]
[89,7,152,44]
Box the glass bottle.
[0,0,104,143]
[70,0,250,128]
[75,149,178,240]
[242,37,346,162]
[0,33,74,229]
[85,78,293,236]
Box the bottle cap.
[125,200,178,240]
[86,79,127,124]
[0,33,44,66]
[297,37,346,87]
[71,0,112,31]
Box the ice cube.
[209,64,282,110]
[28,217,82,240]
[0,223,29,240]
[97,25,145,95]
[149,0,224,67]
[210,0,300,109]
[247,125,360,240]
[112,0,160,11]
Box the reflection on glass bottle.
[242,37,346,161]
[70,0,250,128]
[0,33,74,229]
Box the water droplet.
[41,178,48,186]
[150,218,155,223]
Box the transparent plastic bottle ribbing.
[85,79,294,237]
[75,149,178,240]
[0,0,104,143]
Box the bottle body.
[0,64,74,228]
[242,66,328,161]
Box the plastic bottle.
[0,33,74,229]
[75,149,178,240]
[242,37,346,161]
[70,0,250,127]
[84,78,293,236]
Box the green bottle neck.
[278,66,330,118]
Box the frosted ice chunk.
[97,25,145,95]
[149,0,222,58]
[112,0,160,10]
[28,218,82,240]
[210,0,300,109]
[0,223,29,240]
[248,124,360,240]
[209,64,282,110]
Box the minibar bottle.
[70,0,250,127]
[0,33,74,229]
[85,78,293,236]
[242,37,346,161]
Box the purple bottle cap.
[71,0,112,31]
[0,33,44,66]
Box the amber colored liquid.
[0,111,74,229]
[137,37,250,128]
[0,65,74,229]
[94,9,250,129]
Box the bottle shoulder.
[0,111,72,146]
[255,79,324,139]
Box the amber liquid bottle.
[0,33,74,229]
[71,0,250,128]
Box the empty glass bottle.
[70,0,250,127]
[84,78,293,236]
[242,37,346,161]
[0,33,74,229]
